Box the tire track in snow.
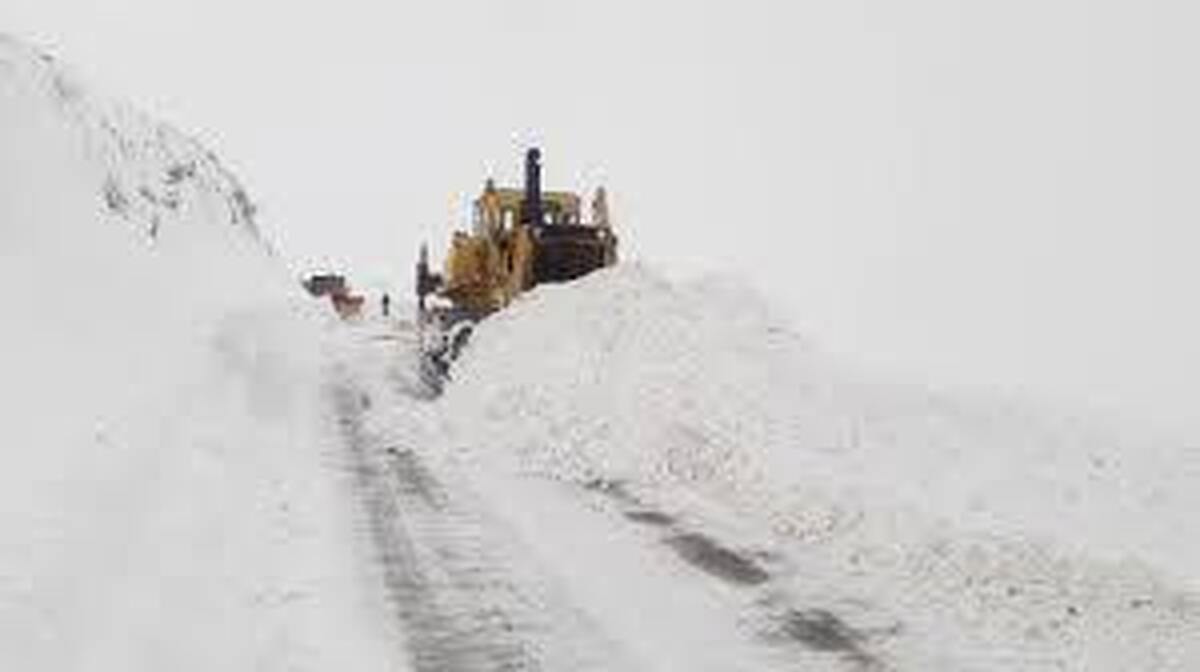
[333,381,535,671]
[330,326,634,672]
[585,478,900,671]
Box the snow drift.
[0,36,397,671]
[433,264,1200,669]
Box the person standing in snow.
[382,292,391,318]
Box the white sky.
[4,0,1199,430]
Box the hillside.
[0,36,399,671]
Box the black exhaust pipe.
[523,147,543,228]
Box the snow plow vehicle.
[415,148,617,378]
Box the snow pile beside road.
[0,36,398,671]
[441,263,1200,668]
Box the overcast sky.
[4,0,1198,431]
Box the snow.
[0,36,401,670]
[426,264,1200,669]
[5,30,1200,671]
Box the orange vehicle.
[303,273,366,321]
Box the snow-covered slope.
[0,36,398,671]
[0,35,258,245]
[424,264,1200,670]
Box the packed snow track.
[331,329,636,671]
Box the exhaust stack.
[523,147,543,228]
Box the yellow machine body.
[418,149,617,322]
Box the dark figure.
[381,292,391,317]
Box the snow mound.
[440,263,1200,669]
[0,36,397,671]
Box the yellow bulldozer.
[415,148,618,375]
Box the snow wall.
[0,35,397,671]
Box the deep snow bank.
[440,263,1200,668]
[0,36,397,670]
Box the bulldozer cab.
[474,185,581,233]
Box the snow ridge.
[0,33,261,247]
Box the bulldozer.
[415,148,618,375]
